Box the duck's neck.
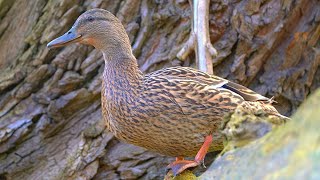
[97,20,143,105]
[102,51,143,103]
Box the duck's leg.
[166,135,213,176]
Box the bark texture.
[0,0,319,179]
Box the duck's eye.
[88,17,94,22]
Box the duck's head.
[47,9,131,54]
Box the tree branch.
[177,0,217,74]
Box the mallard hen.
[47,9,288,175]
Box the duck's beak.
[47,26,82,48]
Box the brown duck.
[48,9,287,175]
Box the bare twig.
[177,0,217,74]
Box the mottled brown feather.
[102,64,280,157]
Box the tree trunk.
[0,0,318,179]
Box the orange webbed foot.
[166,135,213,176]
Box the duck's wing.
[221,81,269,101]
[146,66,269,102]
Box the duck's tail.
[241,101,290,124]
[221,101,290,152]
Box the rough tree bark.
[0,0,318,179]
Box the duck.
[47,9,288,176]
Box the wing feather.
[146,66,269,102]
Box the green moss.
[165,170,197,180]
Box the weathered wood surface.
[0,0,319,179]
[201,88,320,179]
